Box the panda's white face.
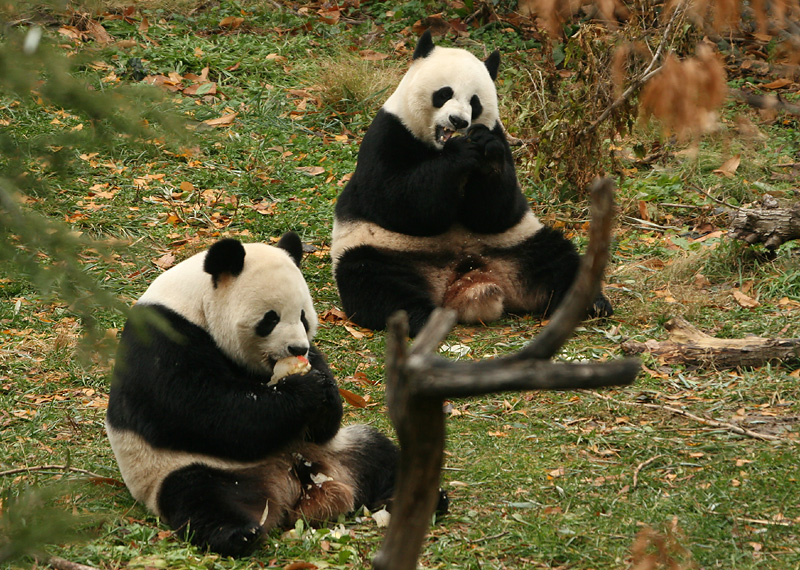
[383,44,500,149]
[203,243,317,375]
[137,238,317,377]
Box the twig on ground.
[0,465,106,479]
[689,185,741,210]
[587,391,792,443]
[632,454,664,488]
[47,556,102,570]
[730,89,800,116]
[468,530,511,544]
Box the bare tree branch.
[588,391,793,443]
[411,354,642,398]
[579,1,686,138]
[515,176,615,360]
[373,177,639,570]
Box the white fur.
[138,243,317,374]
[106,422,365,516]
[383,44,500,148]
[330,211,544,270]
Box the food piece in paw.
[269,355,311,386]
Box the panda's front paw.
[443,135,481,171]
[466,125,504,165]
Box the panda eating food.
[331,31,613,336]
[106,233,398,556]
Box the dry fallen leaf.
[360,49,389,61]
[319,308,347,322]
[219,16,244,29]
[202,113,237,127]
[339,388,367,408]
[283,562,318,570]
[760,78,793,90]
[153,252,176,270]
[344,323,371,339]
[732,289,759,308]
[295,166,326,176]
[713,154,741,177]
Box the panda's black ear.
[204,238,246,287]
[413,30,435,60]
[485,50,500,81]
[276,231,303,267]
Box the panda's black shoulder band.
[413,30,435,60]
[204,238,246,287]
[276,231,303,267]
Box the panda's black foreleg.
[335,246,436,337]
[512,226,613,318]
[158,464,276,557]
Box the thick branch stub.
[517,177,615,361]
[375,311,448,570]
[410,307,457,357]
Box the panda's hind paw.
[589,294,614,319]
[207,523,262,557]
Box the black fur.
[412,30,435,60]
[276,231,303,267]
[108,305,342,460]
[484,50,500,80]
[333,38,612,335]
[335,113,527,236]
[204,239,246,287]
[335,245,439,336]
[158,464,268,557]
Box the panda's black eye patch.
[300,310,309,332]
[255,310,280,337]
[470,95,483,120]
[432,87,453,108]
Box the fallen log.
[621,316,800,368]
[728,194,800,250]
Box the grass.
[2,2,800,569]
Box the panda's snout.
[287,344,308,357]
[449,115,469,130]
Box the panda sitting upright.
[331,31,612,336]
[106,233,398,556]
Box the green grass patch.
[2,2,800,569]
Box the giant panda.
[331,31,613,336]
[106,233,398,557]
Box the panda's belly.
[330,209,543,269]
[106,422,284,514]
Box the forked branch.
[372,177,639,570]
